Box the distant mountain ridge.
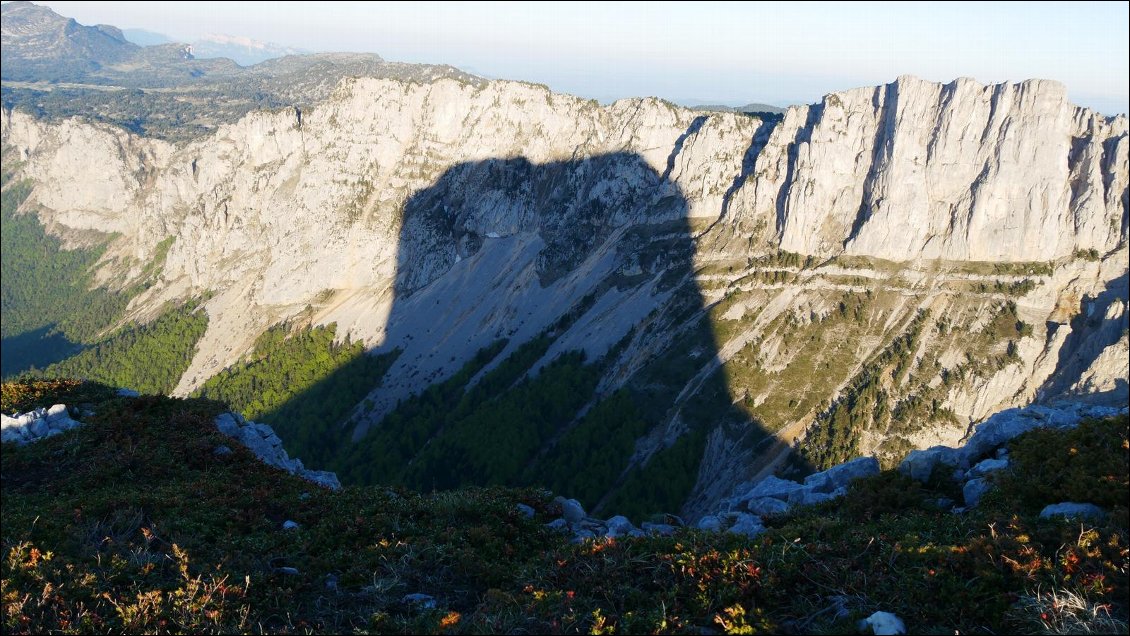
[121,27,308,67]
[687,102,787,115]
[189,33,306,66]
[0,2,478,141]
[0,0,138,81]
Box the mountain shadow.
[267,150,811,521]
[0,325,80,377]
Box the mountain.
[1,4,1127,522]
[0,0,138,81]
[189,33,306,66]
[120,27,172,47]
[1,2,473,141]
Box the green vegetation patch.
[601,428,710,520]
[42,300,208,395]
[800,310,929,469]
[995,415,1130,518]
[0,169,178,379]
[526,389,651,511]
[342,335,603,491]
[0,179,130,376]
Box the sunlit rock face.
[728,76,1127,262]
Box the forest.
[43,301,208,395]
[195,323,398,466]
[0,177,132,376]
[333,297,725,520]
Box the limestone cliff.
[722,76,1127,261]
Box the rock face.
[732,76,1127,262]
[2,72,1127,517]
[213,412,342,490]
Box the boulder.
[301,469,342,491]
[1039,502,1106,521]
[959,406,1079,464]
[605,515,636,537]
[804,456,880,493]
[116,388,140,397]
[663,514,686,527]
[578,519,605,532]
[696,515,722,531]
[969,457,1009,478]
[788,488,839,507]
[858,610,906,635]
[45,404,68,421]
[253,422,277,439]
[641,522,676,536]
[29,418,49,438]
[213,445,233,456]
[571,529,596,544]
[554,497,586,523]
[744,475,806,501]
[962,477,992,508]
[516,503,536,519]
[725,512,765,538]
[0,414,18,429]
[282,520,300,530]
[238,428,279,462]
[545,519,569,532]
[899,446,962,482]
[747,496,791,517]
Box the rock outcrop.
[898,402,1126,482]
[1,403,82,444]
[709,401,1127,528]
[213,412,341,490]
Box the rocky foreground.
[1,379,1126,634]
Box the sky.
[35,1,1130,114]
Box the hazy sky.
[37,1,1130,114]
